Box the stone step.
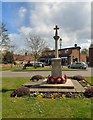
[40,79,74,89]
[29,88,76,93]
[23,79,85,93]
[72,80,85,92]
[23,79,74,89]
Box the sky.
[1,0,92,53]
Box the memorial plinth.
[52,58,62,77]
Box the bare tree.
[26,34,47,62]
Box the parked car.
[23,62,44,69]
[34,62,44,67]
[23,62,34,69]
[67,62,88,69]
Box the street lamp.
[60,38,62,49]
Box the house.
[13,54,34,63]
[39,44,87,65]
[89,44,93,67]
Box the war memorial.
[23,25,85,93]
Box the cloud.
[6,2,91,51]
[9,33,25,50]
[80,39,91,49]
[19,26,32,36]
[18,7,27,18]
[28,2,91,48]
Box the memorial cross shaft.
[53,25,60,58]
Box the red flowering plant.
[47,74,67,84]
[56,76,65,84]
[47,75,56,84]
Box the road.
[0,68,92,78]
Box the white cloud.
[6,2,91,51]
[9,33,25,49]
[28,2,91,49]
[19,26,32,36]
[18,7,27,18]
[80,39,91,49]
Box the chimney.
[25,52,27,56]
[74,44,77,47]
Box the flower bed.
[30,92,85,99]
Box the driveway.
[0,67,92,78]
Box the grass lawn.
[1,77,92,119]
[85,77,93,85]
[0,65,19,71]
[0,65,87,71]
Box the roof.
[59,46,81,50]
[41,46,80,58]
[59,49,72,57]
[13,54,34,61]
[42,46,81,53]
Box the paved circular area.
[1,67,92,78]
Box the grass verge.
[1,77,92,118]
[0,65,87,71]
[85,77,93,86]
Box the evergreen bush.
[10,86,30,97]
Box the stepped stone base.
[23,79,85,93]
[40,79,74,89]
[23,79,74,89]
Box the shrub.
[84,87,93,98]
[30,75,44,81]
[72,75,85,81]
[10,86,30,97]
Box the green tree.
[42,47,51,52]
[2,51,14,64]
[0,23,10,50]
[81,48,88,55]
[81,48,89,63]
[0,22,17,51]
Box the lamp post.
[60,38,62,49]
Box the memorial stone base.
[23,79,85,93]
[51,58,62,77]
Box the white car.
[68,62,88,69]
[34,62,44,67]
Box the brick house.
[80,53,87,63]
[13,54,34,63]
[39,44,86,65]
[89,44,93,67]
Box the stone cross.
[53,25,60,58]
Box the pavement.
[0,67,92,78]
